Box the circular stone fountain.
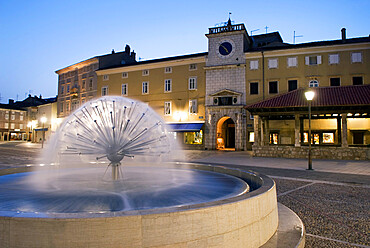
[0,96,294,248]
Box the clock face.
[219,42,233,56]
[217,39,235,58]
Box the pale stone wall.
[253,145,370,160]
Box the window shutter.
[317,56,322,64]
[305,56,309,65]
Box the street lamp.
[305,90,315,170]
[41,117,47,148]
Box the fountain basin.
[0,163,278,248]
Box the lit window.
[305,55,322,65]
[189,77,197,90]
[268,58,278,69]
[20,115,23,121]
[103,75,109,81]
[287,57,297,67]
[142,69,149,76]
[165,67,172,73]
[351,52,362,63]
[249,132,254,142]
[164,79,172,92]
[5,113,9,120]
[250,60,259,70]
[122,72,128,78]
[142,82,149,94]
[189,99,197,114]
[189,64,197,70]
[101,86,108,96]
[11,114,15,120]
[309,80,319,87]
[270,133,279,144]
[323,133,334,143]
[10,123,15,129]
[20,124,24,129]
[164,101,171,115]
[329,54,339,64]
[121,84,128,96]
[184,130,203,144]
[4,123,8,129]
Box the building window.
[81,98,85,105]
[189,77,197,90]
[352,76,363,85]
[351,52,362,63]
[20,124,24,129]
[71,100,79,111]
[250,82,259,95]
[103,75,109,81]
[309,80,319,87]
[322,133,334,144]
[287,57,297,67]
[5,113,9,120]
[249,132,254,142]
[67,85,70,93]
[305,55,322,65]
[122,72,128,78]
[20,115,23,121]
[329,54,339,64]
[122,84,128,96]
[353,132,364,144]
[189,64,197,70]
[82,80,86,89]
[189,99,197,114]
[10,123,15,129]
[268,58,278,69]
[269,81,278,94]
[184,130,203,145]
[61,86,64,94]
[11,114,15,120]
[330,77,340,86]
[4,123,8,129]
[164,101,171,115]
[288,80,298,91]
[164,79,172,92]
[60,103,64,113]
[89,79,93,89]
[142,82,149,94]
[250,60,259,70]
[142,69,149,76]
[270,133,279,144]
[165,67,172,73]
[101,86,108,96]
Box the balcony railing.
[209,23,246,34]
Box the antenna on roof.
[293,31,303,44]
[265,26,269,34]
[250,29,260,36]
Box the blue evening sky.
[0,0,369,103]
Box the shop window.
[353,132,364,145]
[269,133,279,144]
[322,133,334,143]
[312,133,320,144]
[249,132,254,142]
[184,130,203,145]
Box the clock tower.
[204,19,251,151]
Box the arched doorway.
[216,117,235,150]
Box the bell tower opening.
[216,117,235,150]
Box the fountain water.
[0,96,289,248]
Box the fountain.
[0,96,304,248]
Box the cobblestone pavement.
[0,142,369,247]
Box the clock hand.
[220,44,229,53]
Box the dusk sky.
[1,0,369,104]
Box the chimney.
[131,50,136,60]
[8,99,14,105]
[341,28,346,42]
[111,49,115,54]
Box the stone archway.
[216,116,235,150]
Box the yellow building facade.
[61,20,369,157]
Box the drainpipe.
[261,50,265,100]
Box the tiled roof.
[246,85,370,110]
